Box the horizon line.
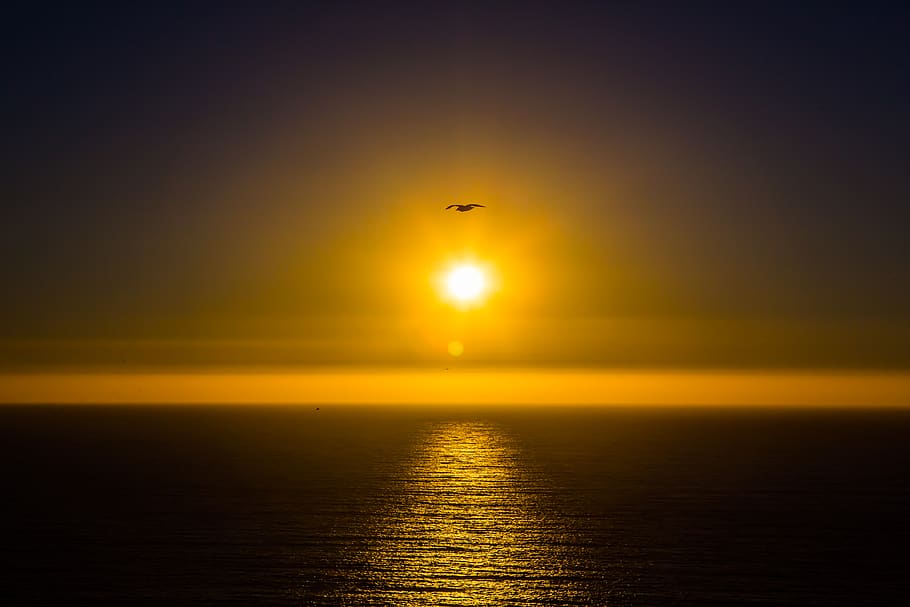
[1,368,908,407]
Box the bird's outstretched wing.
[467,204,486,208]
[445,204,459,209]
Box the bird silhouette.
[446,203,486,212]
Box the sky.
[2,3,909,379]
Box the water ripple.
[335,421,601,605]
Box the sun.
[443,263,488,305]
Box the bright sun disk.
[445,264,487,303]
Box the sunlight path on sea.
[339,421,598,605]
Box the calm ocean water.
[3,405,909,604]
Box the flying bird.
[446,203,486,212]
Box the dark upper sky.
[2,3,908,368]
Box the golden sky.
[2,5,908,404]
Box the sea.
[3,404,909,605]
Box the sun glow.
[444,263,489,305]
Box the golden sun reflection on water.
[355,422,595,605]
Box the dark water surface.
[3,405,909,604]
